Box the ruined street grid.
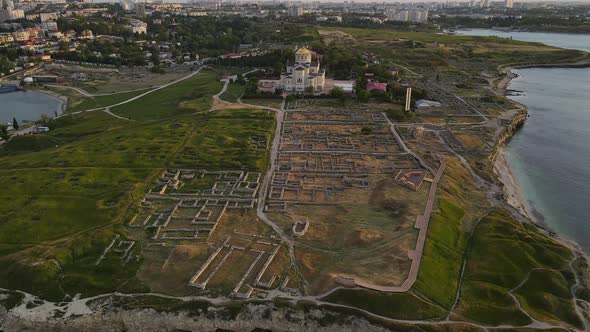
[96,105,434,299]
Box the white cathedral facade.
[279,47,326,93]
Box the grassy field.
[320,197,466,319]
[515,269,581,327]
[73,70,192,94]
[243,98,284,109]
[321,199,583,327]
[171,109,275,172]
[0,111,274,301]
[318,26,586,74]
[323,290,446,320]
[454,210,582,328]
[0,67,275,301]
[0,167,150,243]
[111,69,223,121]
[320,150,584,328]
[0,120,195,168]
[413,198,467,308]
[44,87,149,114]
[220,82,245,103]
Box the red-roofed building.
[366,82,387,92]
[221,53,242,59]
[33,54,52,62]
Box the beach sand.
[33,89,68,115]
[492,66,535,220]
[494,67,517,96]
[493,144,538,223]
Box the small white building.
[416,99,442,108]
[331,80,355,94]
[34,126,49,133]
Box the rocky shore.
[0,293,390,332]
[490,65,531,221]
[491,62,590,252]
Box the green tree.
[330,86,345,99]
[357,89,370,103]
[0,125,7,140]
[149,46,161,66]
[12,117,19,131]
[0,56,14,73]
[236,74,246,85]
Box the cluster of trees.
[283,12,437,32]
[320,45,366,80]
[57,17,134,38]
[216,49,295,77]
[0,56,14,74]
[53,40,147,66]
[0,125,8,140]
[46,15,320,67]
[0,47,34,68]
[149,16,314,58]
[0,118,19,140]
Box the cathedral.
[279,47,326,93]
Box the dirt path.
[57,66,206,119]
[318,29,358,45]
[384,112,436,174]
[206,85,309,290]
[45,84,148,98]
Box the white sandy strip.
[493,147,535,221]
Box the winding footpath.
[56,66,206,120]
[44,84,149,98]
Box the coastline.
[491,65,536,223]
[491,57,590,225]
[31,88,68,115]
[0,89,66,127]
[491,62,590,257]
[493,147,535,222]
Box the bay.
[460,28,590,251]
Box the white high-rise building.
[505,0,513,8]
[0,8,24,22]
[387,9,428,23]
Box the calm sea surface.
[457,28,590,52]
[459,29,590,251]
[0,90,62,124]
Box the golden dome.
[295,47,312,55]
